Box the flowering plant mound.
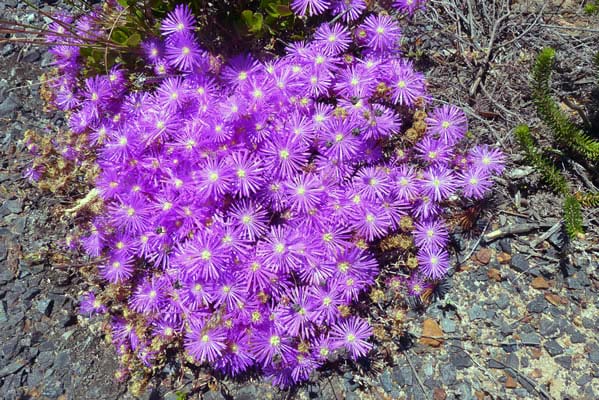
[31,0,504,389]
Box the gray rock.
[510,253,529,273]
[2,337,21,359]
[582,317,595,329]
[0,359,25,378]
[36,351,54,369]
[487,359,504,369]
[521,332,541,346]
[527,296,547,313]
[544,339,564,356]
[570,330,586,344]
[495,293,510,310]
[501,323,514,336]
[22,49,41,63]
[450,349,473,369]
[0,300,7,323]
[577,375,592,386]
[54,350,70,371]
[393,365,413,386]
[379,370,393,393]
[42,381,64,399]
[589,350,599,364]
[440,363,456,385]
[555,355,571,369]
[499,238,512,254]
[539,317,559,337]
[35,298,54,316]
[468,304,485,320]
[2,199,22,213]
[0,93,18,118]
[507,353,519,369]
[441,317,456,333]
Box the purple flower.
[387,60,426,107]
[291,0,331,16]
[419,166,457,202]
[358,14,401,53]
[160,4,196,36]
[458,167,492,199]
[331,0,367,22]
[330,316,372,359]
[129,276,169,314]
[314,23,351,55]
[79,291,107,317]
[468,145,505,175]
[426,105,468,145]
[164,32,205,72]
[405,272,432,297]
[413,218,449,251]
[394,0,427,15]
[185,325,227,364]
[250,325,293,365]
[415,136,454,165]
[417,247,450,279]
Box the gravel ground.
[1,1,598,399]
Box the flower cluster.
[39,0,503,387]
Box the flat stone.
[527,296,547,313]
[2,199,22,214]
[544,339,564,356]
[539,317,559,337]
[0,93,18,118]
[570,330,585,344]
[42,381,64,399]
[495,293,510,310]
[468,304,485,320]
[2,337,20,359]
[393,365,413,386]
[439,363,456,385]
[589,350,599,364]
[500,325,514,338]
[520,332,541,346]
[555,355,571,369]
[450,349,473,369]
[507,353,519,369]
[379,370,393,393]
[440,318,456,334]
[35,298,54,317]
[0,300,7,323]
[510,254,529,273]
[0,359,26,378]
[487,359,504,369]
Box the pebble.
[42,381,65,399]
[393,365,413,386]
[527,296,547,313]
[0,300,7,323]
[544,339,564,356]
[468,304,485,320]
[555,355,572,369]
[0,93,19,118]
[539,317,559,337]
[510,253,529,273]
[495,293,510,310]
[520,332,541,346]
[450,349,472,369]
[440,317,456,334]
[35,298,54,316]
[487,359,504,369]
[439,363,456,385]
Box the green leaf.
[125,33,142,47]
[117,0,130,7]
[276,5,293,16]
[111,28,129,44]
[241,10,263,33]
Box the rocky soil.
[1,1,598,399]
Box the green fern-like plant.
[514,125,569,195]
[514,125,585,238]
[532,48,599,161]
[516,48,599,239]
